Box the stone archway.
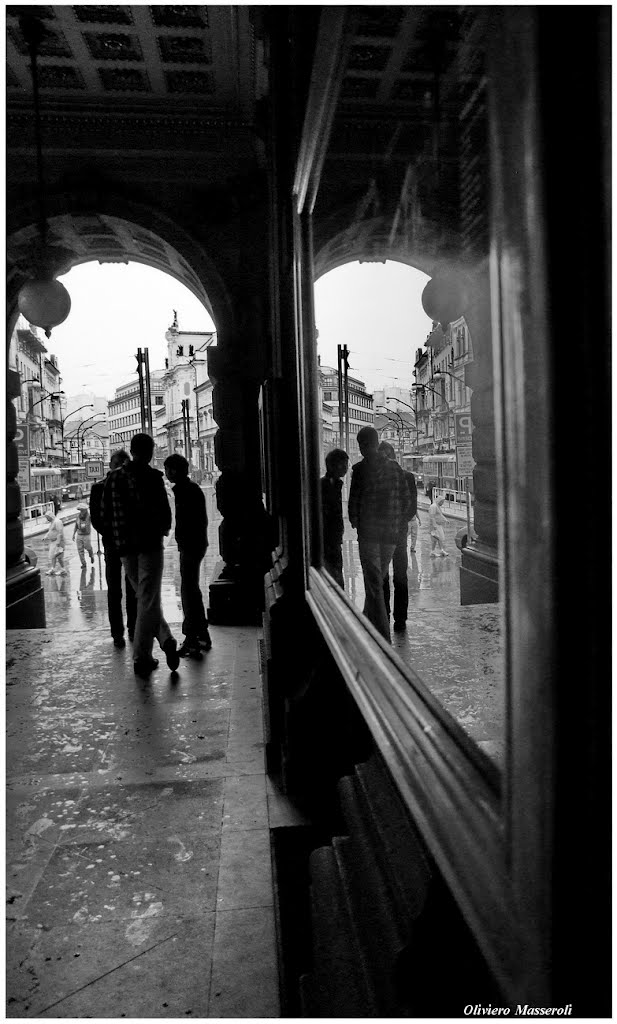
[6,193,272,626]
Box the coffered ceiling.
[6,5,263,117]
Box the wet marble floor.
[6,623,305,1018]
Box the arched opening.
[6,221,228,629]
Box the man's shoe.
[198,630,212,652]
[178,640,203,660]
[133,656,158,678]
[162,637,180,671]
[113,636,126,649]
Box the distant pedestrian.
[320,448,349,588]
[73,503,95,568]
[348,426,412,642]
[409,510,421,553]
[52,492,61,514]
[90,450,137,649]
[429,495,449,557]
[164,453,212,658]
[44,511,66,575]
[378,441,418,632]
[103,433,179,678]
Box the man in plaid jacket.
[103,433,179,678]
[348,426,412,642]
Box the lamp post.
[59,404,94,467]
[375,406,409,462]
[78,421,106,462]
[26,387,64,463]
[383,396,421,454]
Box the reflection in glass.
[314,9,503,765]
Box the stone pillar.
[460,263,499,605]
[6,368,46,627]
[206,345,273,625]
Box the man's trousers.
[122,546,172,661]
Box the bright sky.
[46,258,431,402]
[51,262,215,399]
[314,260,433,393]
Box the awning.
[30,467,61,476]
[422,453,456,464]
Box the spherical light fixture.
[421,265,471,328]
[18,277,71,339]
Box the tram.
[421,453,473,501]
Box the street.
[30,493,503,765]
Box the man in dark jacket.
[164,453,212,658]
[320,448,349,588]
[90,449,137,648]
[103,433,179,678]
[348,426,412,642]
[379,441,417,631]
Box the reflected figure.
[320,448,349,588]
[379,440,417,632]
[77,566,96,620]
[348,427,412,642]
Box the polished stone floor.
[6,621,305,1018]
[28,486,504,764]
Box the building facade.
[163,318,216,477]
[319,364,374,465]
[107,372,166,453]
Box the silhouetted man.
[320,448,349,588]
[348,426,411,642]
[164,453,212,658]
[90,449,136,649]
[379,440,417,632]
[104,433,179,678]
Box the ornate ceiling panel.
[6,4,260,112]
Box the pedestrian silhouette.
[90,450,137,649]
[320,448,349,588]
[103,433,180,679]
[348,426,411,642]
[164,453,212,659]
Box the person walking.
[409,509,421,553]
[378,441,417,631]
[72,503,95,569]
[164,453,212,658]
[320,448,349,588]
[428,494,449,556]
[348,426,412,642]
[103,433,179,678]
[44,510,66,575]
[90,450,137,649]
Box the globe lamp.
[18,277,71,339]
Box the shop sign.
[14,424,31,492]
[456,442,474,477]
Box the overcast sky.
[47,258,432,401]
[51,262,215,400]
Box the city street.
[29,491,503,765]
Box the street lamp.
[25,387,64,463]
[375,406,410,462]
[77,419,106,462]
[59,403,94,466]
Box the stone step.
[304,843,378,1017]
